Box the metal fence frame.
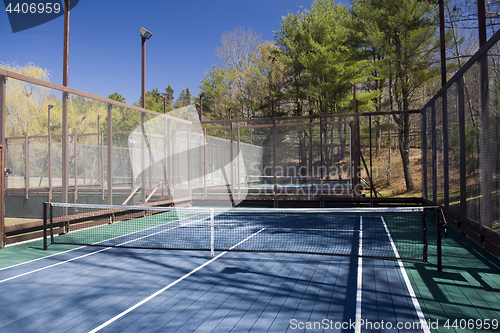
[421,26,500,256]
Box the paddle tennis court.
[0,204,439,332]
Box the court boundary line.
[0,246,84,272]
[0,216,208,284]
[87,228,266,333]
[381,217,430,333]
[355,216,363,333]
[0,247,111,284]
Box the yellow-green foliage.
[1,62,52,136]
[1,62,108,140]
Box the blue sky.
[1,1,349,104]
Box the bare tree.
[215,26,263,70]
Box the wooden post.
[188,125,192,199]
[141,112,146,203]
[204,127,207,198]
[0,145,4,248]
[352,83,361,197]
[421,109,427,200]
[25,136,29,199]
[62,0,70,205]
[167,119,171,200]
[73,133,77,202]
[273,119,277,206]
[107,103,113,205]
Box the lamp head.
[140,27,153,40]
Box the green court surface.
[405,227,500,332]
[0,240,79,269]
[1,226,499,332]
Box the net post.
[43,202,48,250]
[49,202,54,244]
[436,207,443,271]
[422,207,428,262]
[210,208,215,257]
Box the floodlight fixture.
[140,27,153,40]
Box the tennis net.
[43,203,437,262]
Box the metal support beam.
[0,76,5,156]
[188,124,192,199]
[62,92,68,204]
[273,119,277,205]
[480,54,492,227]
[442,94,449,208]
[439,0,446,87]
[0,145,4,249]
[478,0,487,47]
[458,77,466,217]
[107,103,113,205]
[62,0,70,205]
[431,102,437,204]
[0,77,5,234]
[421,109,427,200]
[141,112,146,203]
[352,84,360,197]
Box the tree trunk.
[376,117,381,158]
[339,123,346,161]
[394,113,414,191]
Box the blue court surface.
[0,246,428,332]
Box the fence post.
[458,77,467,217]
[107,103,113,205]
[73,133,77,202]
[188,124,192,200]
[431,101,437,203]
[421,109,427,200]
[25,135,29,199]
[141,112,146,203]
[0,145,4,249]
[273,119,277,206]
[62,91,69,204]
[1,77,6,246]
[480,53,492,227]
[442,94,449,209]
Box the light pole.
[140,27,152,109]
[140,27,152,203]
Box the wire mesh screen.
[435,96,444,206]
[422,30,500,233]
[424,105,433,200]
[463,62,483,222]
[446,82,461,215]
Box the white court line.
[87,228,266,333]
[0,216,208,284]
[355,217,363,333]
[0,246,84,272]
[381,217,431,333]
[0,246,112,284]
